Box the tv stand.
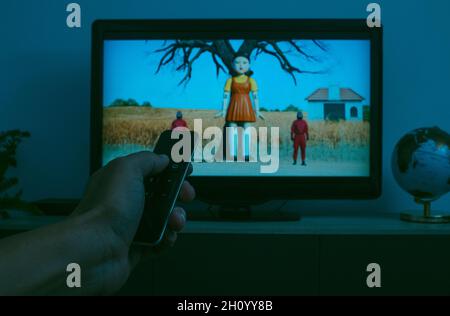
[29,199,301,222]
[187,203,301,222]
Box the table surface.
[2,213,450,236]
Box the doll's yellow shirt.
[224,75,258,92]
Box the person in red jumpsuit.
[291,111,309,166]
[171,111,188,130]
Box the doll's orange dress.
[225,77,256,122]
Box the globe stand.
[400,198,450,224]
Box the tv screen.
[102,38,371,177]
[91,20,382,200]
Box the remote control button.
[160,177,176,193]
[160,192,169,199]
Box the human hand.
[71,151,195,293]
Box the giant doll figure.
[216,54,264,160]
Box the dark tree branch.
[267,41,301,84]
[153,39,326,85]
[178,48,207,86]
[312,40,327,51]
[237,40,259,57]
[212,40,236,71]
[287,40,319,61]
[211,53,227,76]
[155,46,177,73]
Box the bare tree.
[154,39,327,85]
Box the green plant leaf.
[0,129,37,215]
[0,177,19,192]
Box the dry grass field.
[104,106,368,143]
[103,107,370,163]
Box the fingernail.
[181,210,187,222]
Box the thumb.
[125,151,170,177]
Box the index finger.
[124,151,170,177]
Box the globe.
[391,127,450,223]
[392,126,450,201]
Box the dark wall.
[1,0,449,212]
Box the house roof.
[305,88,365,102]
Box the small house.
[305,86,366,121]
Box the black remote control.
[133,130,197,246]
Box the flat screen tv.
[91,19,382,207]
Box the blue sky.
[103,39,370,110]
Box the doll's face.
[233,56,250,74]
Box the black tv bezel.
[91,19,382,204]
